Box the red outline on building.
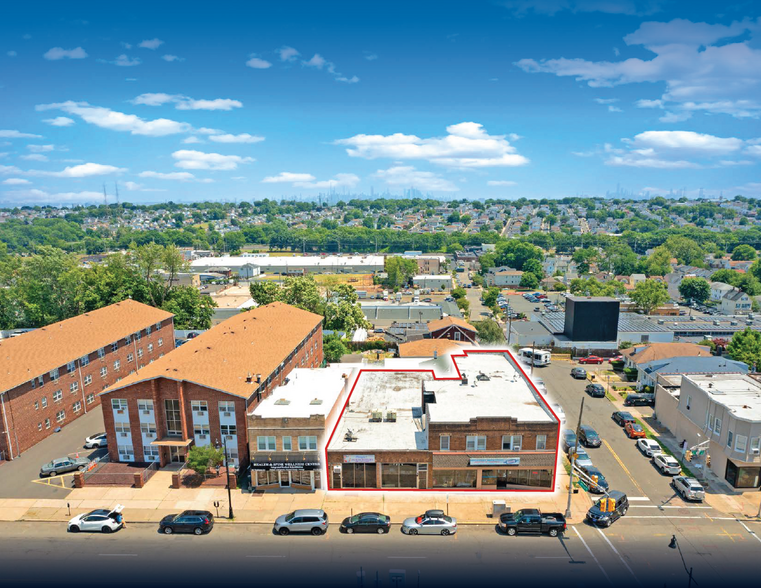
[325,348,561,492]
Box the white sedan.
[84,433,108,448]
[68,505,124,533]
[637,438,662,457]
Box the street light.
[668,534,695,588]
[215,437,234,520]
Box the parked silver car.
[401,512,457,536]
[274,509,329,536]
[672,476,705,502]
[40,455,91,477]
[84,433,108,448]
[653,453,682,476]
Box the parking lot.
[0,405,106,498]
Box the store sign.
[259,461,320,471]
[343,454,375,463]
[469,457,520,467]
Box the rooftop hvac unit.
[344,429,358,442]
[730,320,738,326]
[658,319,664,325]
[309,398,323,405]
[713,320,720,326]
[275,399,290,405]
[385,411,397,422]
[370,410,383,422]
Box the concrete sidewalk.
[0,469,595,526]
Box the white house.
[484,266,524,287]
[710,281,734,302]
[721,289,752,315]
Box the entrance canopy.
[150,437,193,447]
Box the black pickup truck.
[498,509,567,537]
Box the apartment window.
[706,411,712,431]
[193,424,210,437]
[135,331,142,342]
[143,445,160,461]
[164,399,182,436]
[536,435,548,450]
[118,445,133,459]
[137,348,143,359]
[113,360,120,371]
[158,338,163,347]
[466,435,487,451]
[112,398,128,411]
[50,368,59,381]
[127,353,134,363]
[124,335,131,345]
[727,430,734,448]
[67,361,76,373]
[38,422,42,431]
[298,436,318,451]
[751,437,761,454]
[191,400,208,413]
[219,401,235,414]
[715,417,722,435]
[56,410,65,423]
[148,343,153,353]
[112,342,118,352]
[141,422,157,436]
[97,347,105,359]
[146,325,152,335]
[73,401,82,413]
[37,375,44,387]
[137,399,153,412]
[31,378,36,389]
[736,435,748,453]
[155,322,161,332]
[258,436,276,451]
[53,389,62,402]
[100,367,107,378]
[686,396,691,411]
[509,435,523,451]
[80,355,90,367]
[282,436,292,451]
[45,418,51,429]
[440,435,450,451]
[86,393,95,404]
[34,400,39,410]
[115,422,130,434]
[221,424,237,437]
[70,381,78,394]
[84,375,92,386]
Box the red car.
[624,422,646,439]
[609,355,623,363]
[578,355,604,365]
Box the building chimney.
[461,372,468,386]
[256,374,262,384]
[433,350,438,359]
[246,372,253,383]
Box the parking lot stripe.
[602,439,645,495]
[572,526,611,584]
[738,521,761,545]
[595,528,640,586]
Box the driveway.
[0,405,107,498]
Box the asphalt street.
[1,517,759,587]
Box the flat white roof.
[250,366,355,419]
[686,374,761,421]
[413,274,453,280]
[191,255,384,269]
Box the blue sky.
[1,0,760,205]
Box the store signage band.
[343,455,375,463]
[469,457,520,466]
[258,461,320,471]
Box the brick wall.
[0,318,175,460]
[428,417,558,453]
[430,325,477,344]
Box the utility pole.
[565,397,585,519]
[531,341,536,375]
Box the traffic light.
[685,450,693,462]
[706,454,711,468]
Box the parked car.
[609,355,623,363]
[579,425,602,448]
[585,383,606,398]
[423,298,433,302]
[499,509,566,537]
[159,510,214,535]
[571,367,587,379]
[340,512,391,534]
[672,476,705,502]
[578,465,609,494]
[68,505,124,533]
[586,491,629,527]
[402,511,457,536]
[550,403,564,422]
[578,355,604,365]
[274,509,329,536]
[637,438,662,457]
[561,429,577,453]
[573,447,594,468]
[653,453,682,476]
[624,422,647,439]
[624,393,655,407]
[612,411,636,427]
[40,455,91,477]
[84,433,108,448]
[534,306,541,311]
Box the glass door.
[279,471,291,487]
[169,446,185,462]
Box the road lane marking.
[571,526,610,585]
[602,439,645,495]
[627,497,650,501]
[738,521,761,545]
[595,528,641,586]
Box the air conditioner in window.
[226,435,233,441]
[120,432,128,437]
[196,411,205,417]
[198,435,207,440]
[116,410,124,414]
[751,448,760,454]
[142,410,151,415]
[223,412,231,417]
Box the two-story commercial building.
[327,351,559,491]
[100,302,323,468]
[0,300,174,461]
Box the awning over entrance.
[151,437,194,447]
[252,452,320,470]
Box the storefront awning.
[252,452,320,470]
[151,437,194,447]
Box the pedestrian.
[116,511,126,528]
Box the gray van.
[274,509,329,536]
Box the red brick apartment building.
[100,302,323,468]
[0,300,175,461]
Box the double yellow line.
[603,439,645,495]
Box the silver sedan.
[401,514,457,536]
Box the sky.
[1,0,760,205]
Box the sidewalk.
[0,469,594,526]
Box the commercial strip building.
[326,351,559,491]
[412,274,453,291]
[100,302,323,468]
[654,373,761,489]
[248,366,356,491]
[0,300,174,461]
[190,254,384,275]
[360,302,443,323]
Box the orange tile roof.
[623,342,712,365]
[0,300,173,393]
[102,302,323,400]
[427,315,477,333]
[397,339,467,358]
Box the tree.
[711,269,740,285]
[727,328,761,370]
[731,244,757,261]
[494,240,543,271]
[631,279,669,315]
[482,287,500,307]
[572,247,597,274]
[249,281,282,306]
[678,277,710,303]
[162,286,216,329]
[522,258,544,279]
[553,282,567,292]
[474,319,505,343]
[384,256,418,289]
[520,272,539,289]
[186,445,224,478]
[280,276,324,314]
[664,236,705,266]
[645,246,672,276]
[324,283,371,333]
[569,277,624,297]
[323,334,349,363]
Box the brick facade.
[428,417,557,453]
[0,318,174,460]
[429,324,477,344]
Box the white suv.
[653,453,681,476]
[673,476,705,502]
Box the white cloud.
[131,93,243,111]
[628,130,743,156]
[209,133,264,144]
[231,176,246,181]
[636,98,664,109]
[613,47,620,57]
[262,172,316,183]
[7,51,17,57]
[503,0,662,16]
[373,166,458,192]
[42,116,75,127]
[51,163,126,177]
[608,105,623,112]
[138,171,196,181]
[0,189,104,205]
[162,54,184,62]
[171,150,254,171]
[130,93,174,106]
[364,52,378,61]
[121,42,132,49]
[301,53,358,83]
[0,129,42,139]
[659,111,692,123]
[124,181,143,190]
[20,154,48,162]
[594,98,619,104]
[114,54,141,66]
[516,18,761,119]
[335,122,529,168]
[2,178,30,185]
[36,101,192,136]
[260,172,359,188]
[139,38,164,50]
[182,136,203,144]
[279,46,300,62]
[43,47,87,60]
[27,144,54,153]
[304,54,327,69]
[246,56,272,69]
[337,75,360,84]
[0,164,21,175]
[487,180,517,186]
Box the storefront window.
[255,470,280,485]
[479,469,553,488]
[726,460,761,489]
[342,463,377,488]
[432,469,477,488]
[381,463,417,488]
